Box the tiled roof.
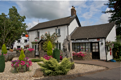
[71,22,115,40]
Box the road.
[65,67,121,80]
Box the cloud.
[26,21,38,30]
[97,8,111,24]
[16,1,70,20]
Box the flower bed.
[11,57,32,73]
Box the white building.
[28,6,116,61]
[13,33,29,49]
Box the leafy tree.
[0,6,27,47]
[1,44,7,54]
[42,32,57,52]
[104,0,121,25]
[47,41,53,56]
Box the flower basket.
[17,65,29,72]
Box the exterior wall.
[13,35,29,49]
[106,25,116,42]
[99,39,106,60]
[29,25,68,50]
[68,18,79,35]
[106,25,116,61]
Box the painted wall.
[13,34,29,49]
[106,25,116,61]
[99,39,106,60]
[29,25,68,50]
[68,18,79,35]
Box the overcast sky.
[0,0,111,30]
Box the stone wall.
[16,51,35,58]
[39,50,47,58]
[73,52,92,60]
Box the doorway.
[91,42,100,59]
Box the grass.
[31,59,42,62]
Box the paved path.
[65,67,121,80]
[74,60,121,69]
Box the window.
[23,34,25,37]
[18,40,20,43]
[55,43,61,50]
[72,43,90,52]
[17,46,20,49]
[55,28,61,36]
[24,39,27,43]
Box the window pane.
[58,29,60,35]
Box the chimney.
[71,6,76,16]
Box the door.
[91,42,100,59]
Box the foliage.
[103,0,121,25]
[0,52,5,72]
[53,48,60,62]
[31,59,42,62]
[0,6,27,47]
[106,41,114,49]
[11,57,32,73]
[1,44,7,54]
[42,32,57,52]
[47,41,53,56]
[38,57,74,76]
[19,49,25,61]
[43,55,53,60]
[72,51,86,57]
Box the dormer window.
[23,34,25,37]
[18,40,20,43]
[55,28,61,37]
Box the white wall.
[106,25,116,61]
[99,39,106,60]
[13,35,29,49]
[68,18,79,35]
[29,25,68,50]
[106,25,116,41]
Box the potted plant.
[11,50,32,73]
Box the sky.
[0,0,111,30]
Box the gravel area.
[0,57,106,80]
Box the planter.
[13,65,29,73]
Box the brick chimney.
[71,6,76,16]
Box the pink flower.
[11,64,13,67]
[26,64,29,67]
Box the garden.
[0,40,106,80]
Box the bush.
[0,53,5,72]
[2,44,7,54]
[19,49,25,61]
[53,48,60,62]
[47,41,53,56]
[31,59,42,62]
[38,57,74,76]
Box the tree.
[19,49,25,61]
[0,6,27,47]
[42,32,57,52]
[104,0,121,25]
[47,41,53,56]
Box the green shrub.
[2,44,7,54]
[38,57,74,76]
[31,59,41,62]
[0,53,5,72]
[19,49,25,61]
[47,41,53,56]
[53,48,60,62]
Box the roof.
[28,15,81,31]
[71,22,115,40]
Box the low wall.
[16,51,35,58]
[73,52,92,60]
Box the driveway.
[65,67,121,80]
